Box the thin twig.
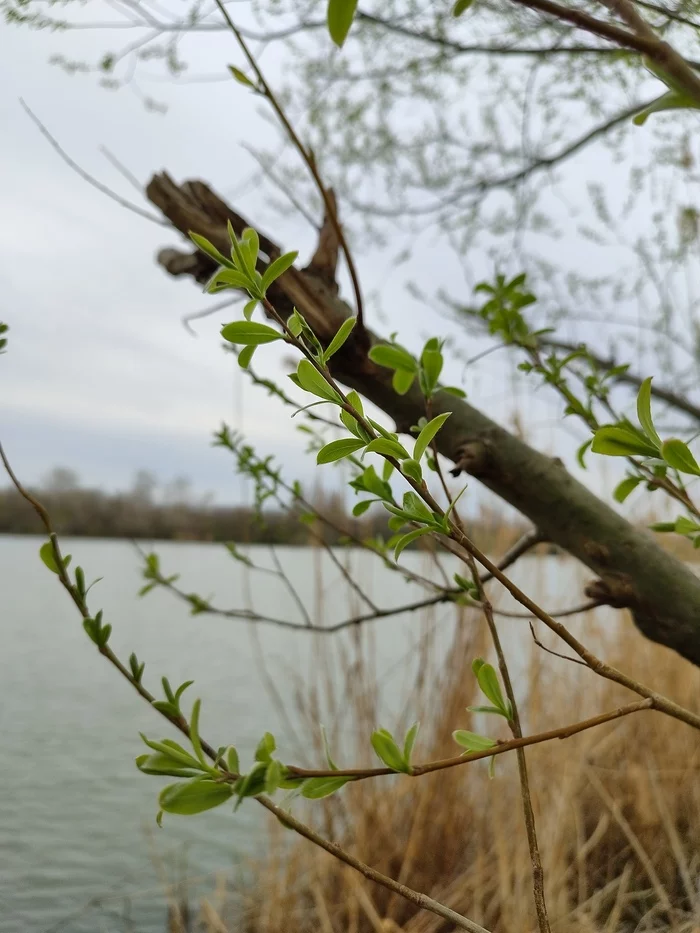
[20,100,168,227]
[255,796,492,933]
[210,0,366,330]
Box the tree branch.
[145,174,700,669]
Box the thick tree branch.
[145,173,700,668]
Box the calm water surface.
[1,536,586,932]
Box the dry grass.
[187,560,700,933]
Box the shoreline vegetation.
[1,470,696,562]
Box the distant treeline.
[0,469,394,544]
[0,467,529,551]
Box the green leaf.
[159,778,233,815]
[364,437,410,459]
[414,412,451,462]
[370,729,409,772]
[636,377,661,449]
[135,753,201,778]
[221,321,282,346]
[352,499,374,516]
[633,90,700,126]
[237,345,256,370]
[591,424,660,458]
[577,438,593,469]
[317,437,366,464]
[39,541,60,574]
[260,251,298,291]
[392,369,416,395]
[452,730,497,752]
[324,317,356,362]
[346,389,364,415]
[226,746,240,774]
[340,407,365,439]
[661,438,700,475]
[255,732,276,763]
[189,698,206,766]
[472,659,511,718]
[320,724,338,770]
[401,459,423,483]
[288,311,303,336]
[141,736,200,768]
[233,762,268,807]
[369,344,417,372]
[301,775,353,798]
[467,705,508,716]
[441,386,466,399]
[327,0,358,47]
[228,65,256,89]
[265,759,283,795]
[243,299,258,321]
[296,359,343,403]
[452,0,474,15]
[188,232,234,269]
[649,521,676,532]
[403,721,420,766]
[675,515,700,535]
[613,476,642,503]
[394,526,434,561]
[419,339,443,396]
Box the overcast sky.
[0,7,656,511]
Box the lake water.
[1,536,592,932]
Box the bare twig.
[20,100,168,227]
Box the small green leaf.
[320,724,338,770]
[467,705,508,716]
[301,775,353,798]
[472,659,511,718]
[401,459,423,482]
[661,438,700,475]
[441,386,466,399]
[452,730,497,752]
[613,476,642,503]
[226,746,240,774]
[392,369,416,395]
[140,736,201,767]
[346,390,364,415]
[633,90,700,126]
[135,754,201,778]
[352,499,374,516]
[39,541,60,574]
[636,377,661,449]
[675,515,700,535]
[255,732,276,763]
[317,437,366,464]
[159,778,233,815]
[591,424,660,458]
[326,0,358,47]
[261,251,298,291]
[233,762,268,807]
[296,359,343,403]
[243,299,258,321]
[265,759,283,795]
[371,729,409,772]
[649,521,676,532]
[403,721,420,766]
[414,412,451,462]
[189,699,206,766]
[221,321,282,346]
[364,437,410,459]
[394,526,433,561]
[577,438,593,469]
[368,344,417,372]
[228,65,256,89]
[452,0,474,15]
[324,317,356,361]
[189,232,234,269]
[237,345,256,370]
